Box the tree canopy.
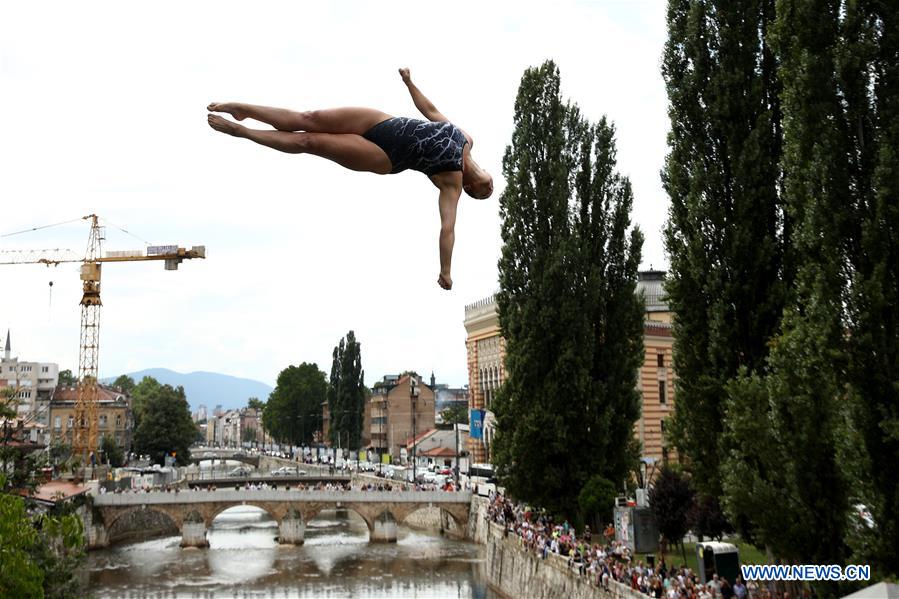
[492,60,644,521]
[263,363,327,446]
[132,381,195,466]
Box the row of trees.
[261,330,367,450]
[663,0,898,582]
[492,61,646,523]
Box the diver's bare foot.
[207,114,245,137]
[207,102,248,121]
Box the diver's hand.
[399,67,412,85]
[438,272,453,291]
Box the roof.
[19,480,90,504]
[698,541,738,553]
[842,583,899,599]
[637,271,669,312]
[52,385,130,404]
[420,447,458,457]
[405,428,438,448]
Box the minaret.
[4,329,9,361]
[430,371,436,388]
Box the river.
[87,505,500,598]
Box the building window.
[657,353,664,368]
[67,416,74,428]
[99,415,107,428]
[116,415,122,428]
[659,380,666,404]
[54,416,61,429]
[42,366,49,373]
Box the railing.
[464,293,499,316]
[93,489,472,506]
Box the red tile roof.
[18,480,90,503]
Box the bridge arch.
[303,504,374,533]
[208,501,283,525]
[104,505,181,544]
[401,504,466,537]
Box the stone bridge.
[92,489,472,547]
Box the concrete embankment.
[475,498,645,599]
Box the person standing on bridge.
[206,67,494,291]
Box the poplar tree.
[328,331,365,450]
[839,0,899,574]
[663,0,899,579]
[493,61,644,519]
[661,0,786,500]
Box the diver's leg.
[208,103,392,134]
[207,114,391,174]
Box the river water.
[87,506,500,598]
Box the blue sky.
[0,0,669,389]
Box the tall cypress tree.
[493,61,644,519]
[328,331,365,450]
[842,1,899,575]
[723,0,853,571]
[661,0,786,499]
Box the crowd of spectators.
[101,479,464,494]
[486,493,792,599]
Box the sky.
[0,1,670,391]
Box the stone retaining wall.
[484,521,646,599]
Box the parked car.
[228,466,252,477]
[270,466,305,476]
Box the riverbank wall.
[475,498,645,599]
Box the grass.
[640,539,768,572]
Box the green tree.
[649,466,695,561]
[0,485,43,598]
[263,363,327,446]
[112,374,135,394]
[100,435,124,468]
[722,1,863,576]
[57,369,75,386]
[327,331,365,449]
[247,397,266,411]
[578,475,617,531]
[662,0,787,499]
[133,384,195,466]
[440,403,469,426]
[241,427,257,444]
[492,60,644,519]
[130,376,163,430]
[0,474,86,599]
[839,0,899,576]
[689,493,732,542]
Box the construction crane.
[0,214,205,461]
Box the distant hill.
[103,368,273,412]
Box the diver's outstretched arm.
[434,178,461,291]
[400,68,448,123]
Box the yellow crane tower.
[0,214,205,461]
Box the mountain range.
[103,368,273,412]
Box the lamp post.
[378,388,385,476]
[410,375,419,484]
